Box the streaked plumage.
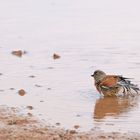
[91,70,140,97]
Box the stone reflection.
[93,96,138,120]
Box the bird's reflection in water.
[93,96,138,121]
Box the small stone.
[48,67,54,69]
[40,100,44,102]
[0,90,4,92]
[99,135,106,139]
[23,50,27,54]
[55,122,60,126]
[53,53,60,59]
[27,106,33,110]
[27,113,33,117]
[12,50,23,57]
[18,89,26,96]
[74,125,80,129]
[35,84,42,87]
[7,120,17,125]
[29,75,35,78]
[9,88,15,90]
[108,135,114,139]
[69,130,76,134]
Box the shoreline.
[0,105,139,140]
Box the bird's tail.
[118,76,140,95]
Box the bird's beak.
[91,74,94,77]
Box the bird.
[91,70,140,97]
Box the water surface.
[0,0,140,132]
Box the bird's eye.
[94,71,98,74]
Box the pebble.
[18,89,26,96]
[53,53,61,59]
[27,106,33,110]
[12,50,23,57]
[74,125,80,129]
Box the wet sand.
[0,105,139,140]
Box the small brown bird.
[91,70,140,97]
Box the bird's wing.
[99,75,140,94]
[99,75,119,87]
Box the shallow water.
[0,0,140,132]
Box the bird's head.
[91,70,106,82]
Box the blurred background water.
[0,0,140,132]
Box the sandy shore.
[0,105,139,140]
